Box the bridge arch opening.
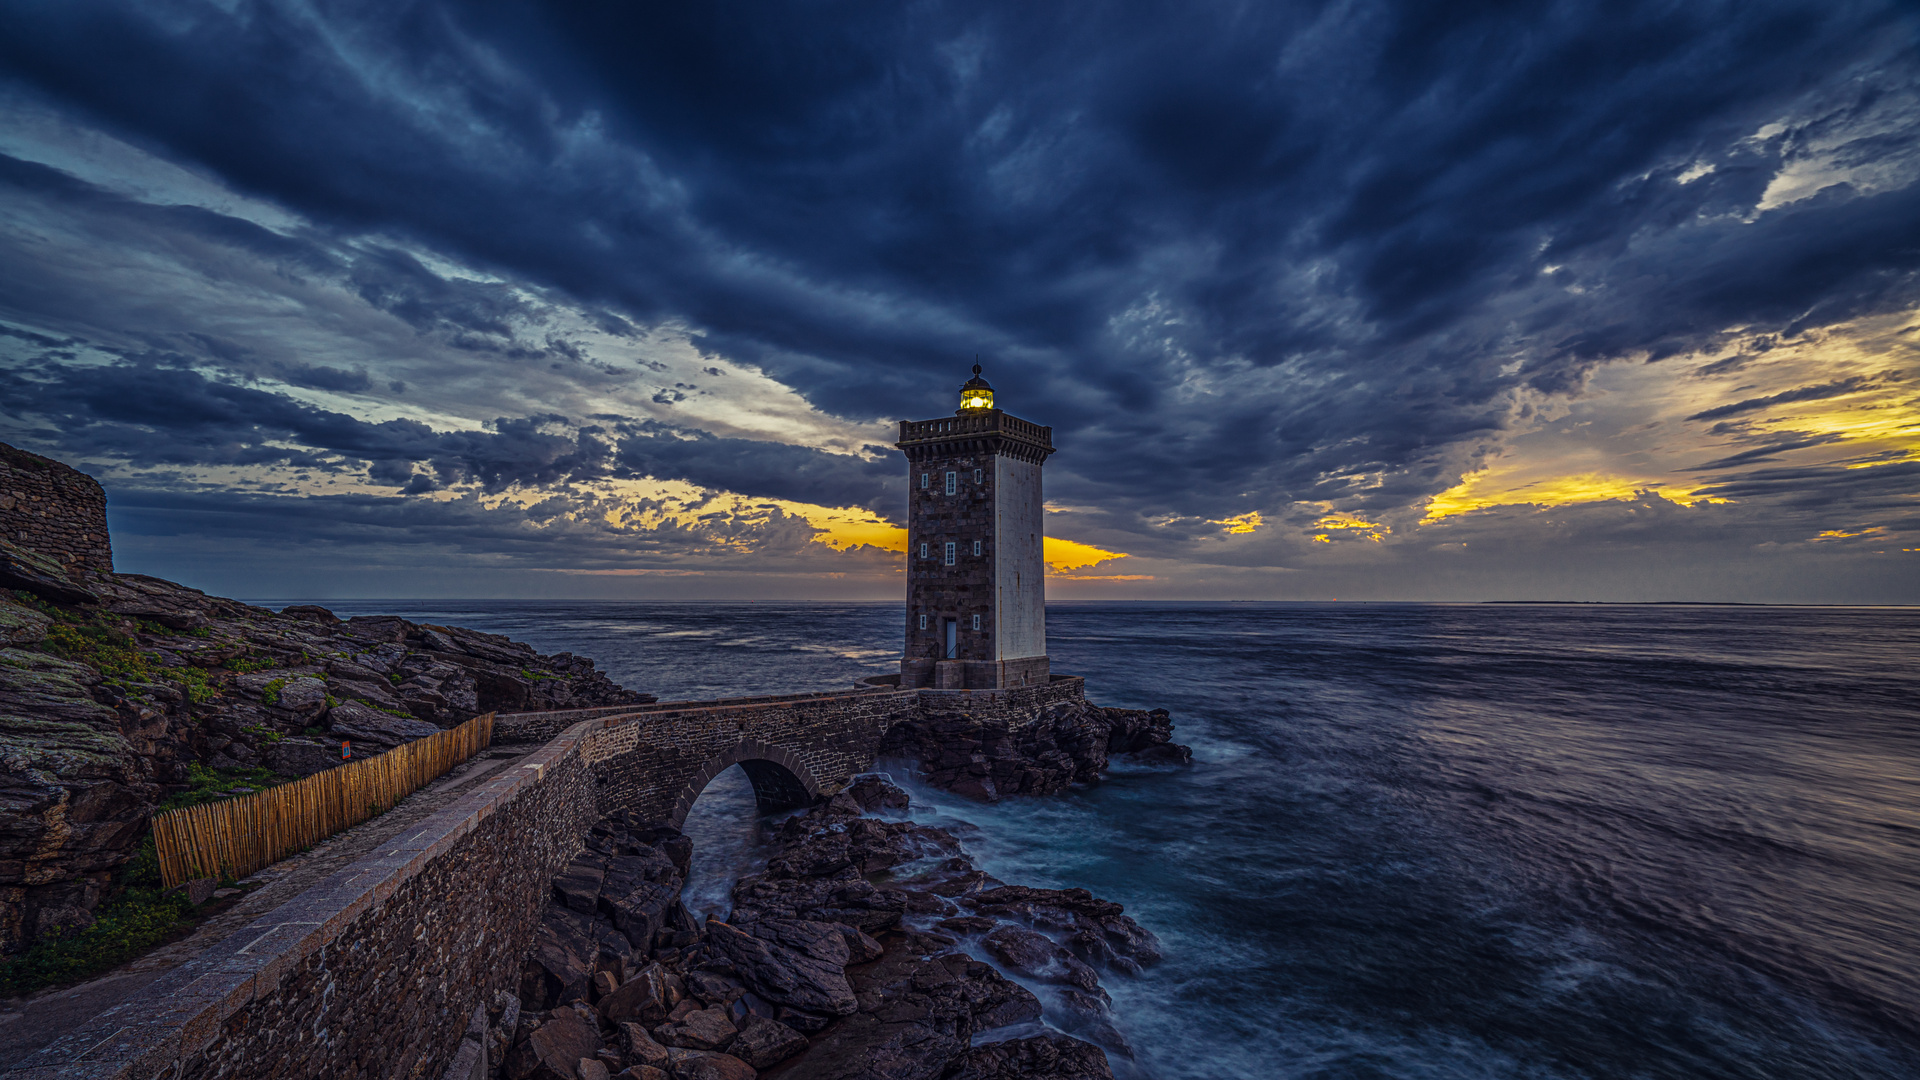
[673,740,823,919]
[668,738,823,830]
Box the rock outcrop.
[1,552,651,956]
[503,778,1140,1080]
[879,697,1190,801]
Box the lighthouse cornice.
[896,408,1055,465]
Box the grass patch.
[0,837,196,998]
[33,605,222,703]
[260,678,287,706]
[224,656,275,674]
[159,763,282,812]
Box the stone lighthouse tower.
[897,365,1054,690]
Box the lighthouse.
[897,366,1054,690]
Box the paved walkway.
[0,746,533,1062]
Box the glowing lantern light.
[958,364,995,411]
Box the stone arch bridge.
[497,677,1085,827]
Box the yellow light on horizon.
[1045,536,1128,572]
[1421,471,1719,522]
[1210,511,1264,534]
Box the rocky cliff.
[1,533,652,956]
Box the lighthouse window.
[919,542,928,558]
[973,469,982,483]
[920,473,928,489]
[944,541,956,565]
[919,613,927,630]
[945,471,957,495]
[972,540,982,556]
[971,614,980,630]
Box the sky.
[1,0,1917,604]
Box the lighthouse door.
[943,618,957,658]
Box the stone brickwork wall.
[904,446,998,670]
[10,725,601,1080]
[587,688,926,826]
[896,409,1054,690]
[0,442,113,573]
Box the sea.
[282,600,1920,1080]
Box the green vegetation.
[159,762,282,812]
[0,836,196,997]
[240,724,285,744]
[260,678,287,706]
[29,602,223,704]
[387,672,403,685]
[520,667,563,682]
[224,656,275,674]
[172,665,217,704]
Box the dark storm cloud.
[0,356,599,491]
[0,353,894,506]
[609,422,897,514]
[1,0,1918,561]
[1685,377,1879,421]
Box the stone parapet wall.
[918,675,1087,730]
[0,442,113,573]
[9,728,602,1080]
[586,688,926,825]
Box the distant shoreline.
[242,597,1920,609]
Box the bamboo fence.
[152,712,495,890]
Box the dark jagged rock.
[703,917,858,1016]
[325,701,441,750]
[778,930,1041,1080]
[962,885,1162,973]
[945,1033,1116,1080]
[663,1048,757,1080]
[729,1014,808,1068]
[980,924,1106,996]
[878,699,1189,802]
[505,1004,606,1080]
[653,1005,737,1051]
[509,780,1136,1080]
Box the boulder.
[601,963,675,1024]
[964,886,1161,969]
[703,919,857,1017]
[274,676,330,714]
[614,1068,668,1080]
[554,853,607,914]
[578,1060,611,1080]
[617,1021,670,1068]
[265,737,339,778]
[945,1034,1114,1080]
[522,908,600,1009]
[505,1007,603,1080]
[727,1015,808,1069]
[325,701,439,749]
[980,925,1104,995]
[843,774,911,813]
[662,1049,757,1080]
[653,1006,737,1051]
